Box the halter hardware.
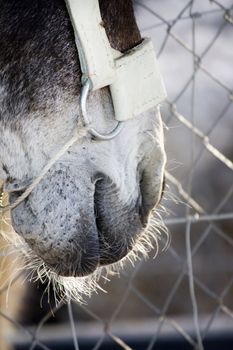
[80,79,123,141]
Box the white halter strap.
[65,0,115,90]
[65,0,167,124]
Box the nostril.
[139,167,166,226]
[92,172,105,186]
[139,204,150,227]
[138,177,151,226]
[135,194,148,227]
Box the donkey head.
[0,0,166,282]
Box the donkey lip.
[98,243,131,266]
[47,259,99,277]
[44,246,100,277]
[96,221,143,267]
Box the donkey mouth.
[10,192,146,278]
[44,179,144,278]
[40,204,143,278]
[32,220,143,278]
[45,228,141,278]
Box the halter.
[0,0,166,211]
[65,0,167,140]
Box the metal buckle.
[80,79,123,141]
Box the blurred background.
[1,0,233,349]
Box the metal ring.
[80,79,124,141]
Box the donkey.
[0,0,166,347]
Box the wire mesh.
[1,0,233,349]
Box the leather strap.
[65,0,115,90]
[111,39,167,121]
[65,0,167,121]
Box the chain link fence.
[1,0,233,349]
